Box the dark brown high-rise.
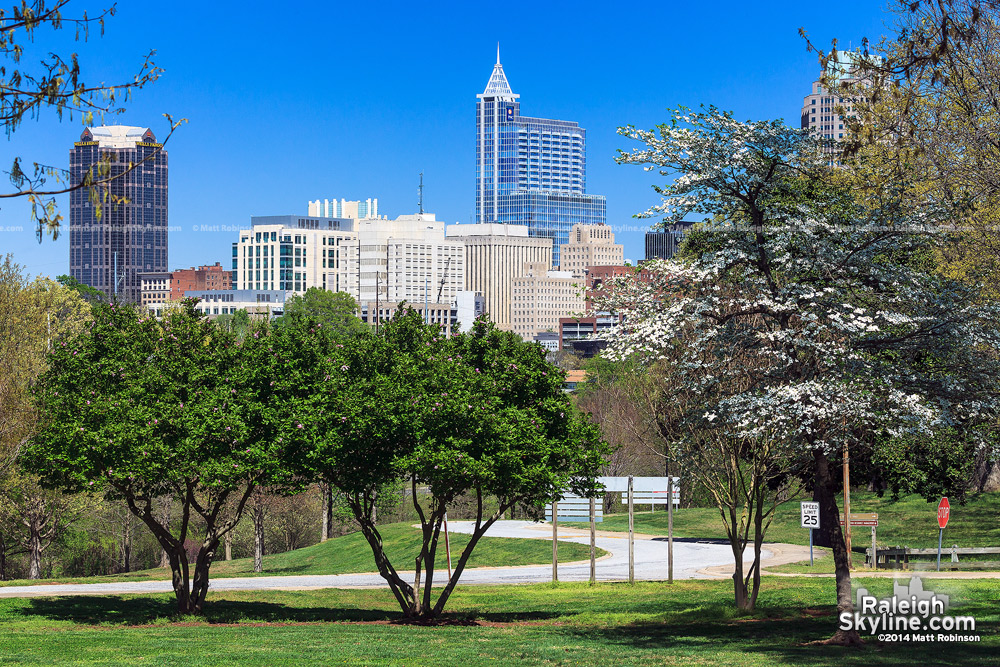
[69,126,168,302]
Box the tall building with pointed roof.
[475,49,605,267]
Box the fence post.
[628,476,634,584]
[589,497,596,586]
[552,501,558,583]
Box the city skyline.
[0,1,888,280]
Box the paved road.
[0,521,769,598]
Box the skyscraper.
[475,49,605,267]
[69,126,168,302]
[800,51,873,167]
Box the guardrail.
[869,545,1000,570]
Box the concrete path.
[0,520,777,598]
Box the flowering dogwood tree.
[601,107,1000,643]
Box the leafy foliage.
[278,309,608,618]
[279,288,366,336]
[24,301,291,612]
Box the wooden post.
[871,526,876,570]
[667,477,674,584]
[589,497,596,586]
[628,476,634,584]
[552,501,558,583]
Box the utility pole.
[843,442,852,569]
[435,256,452,332]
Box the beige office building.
[511,262,586,340]
[558,224,624,278]
[801,51,873,166]
[446,223,553,331]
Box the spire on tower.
[479,47,517,100]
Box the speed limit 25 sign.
[801,501,820,529]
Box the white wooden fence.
[543,477,680,522]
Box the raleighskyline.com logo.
[839,577,979,642]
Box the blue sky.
[0,0,893,278]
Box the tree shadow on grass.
[566,614,996,666]
[18,596,563,627]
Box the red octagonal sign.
[938,497,951,529]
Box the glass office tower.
[69,126,168,302]
[475,50,605,267]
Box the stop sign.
[938,497,950,529]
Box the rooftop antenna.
[418,171,424,215]
[496,42,500,65]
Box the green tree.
[25,302,292,613]
[0,264,92,578]
[56,274,103,303]
[0,469,96,578]
[278,310,607,619]
[0,261,90,468]
[214,308,251,338]
[280,288,366,336]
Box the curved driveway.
[0,521,772,598]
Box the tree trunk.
[122,510,132,573]
[748,489,765,610]
[253,499,265,573]
[431,506,511,617]
[157,497,171,569]
[727,504,750,610]
[188,537,220,614]
[321,483,330,542]
[225,530,232,561]
[814,448,862,646]
[27,520,42,580]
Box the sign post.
[937,497,950,571]
[589,497,596,585]
[667,477,674,584]
[551,501,558,583]
[627,476,634,584]
[839,513,879,568]
[800,501,820,566]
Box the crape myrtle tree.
[600,107,1000,643]
[25,301,292,613]
[278,309,607,619]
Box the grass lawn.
[0,523,602,588]
[566,491,1000,550]
[0,578,996,665]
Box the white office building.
[232,216,357,295]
